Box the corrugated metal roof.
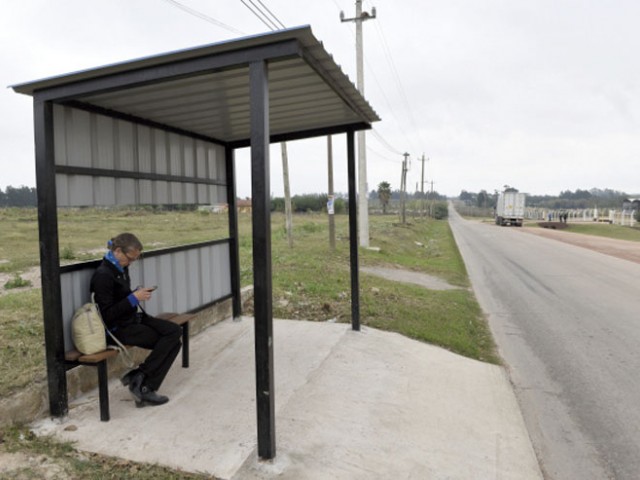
[12,26,379,144]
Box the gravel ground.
[521,226,640,264]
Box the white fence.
[609,210,638,226]
[524,208,637,226]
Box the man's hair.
[110,233,143,254]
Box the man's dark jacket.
[90,259,138,331]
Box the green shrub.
[431,202,449,219]
[4,275,32,290]
[60,245,76,260]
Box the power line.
[373,18,428,152]
[239,0,285,31]
[240,0,277,30]
[367,145,402,164]
[253,0,286,29]
[370,127,403,156]
[159,0,245,35]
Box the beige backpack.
[71,296,106,354]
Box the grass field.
[553,222,640,242]
[0,207,499,399]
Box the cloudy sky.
[2,0,639,198]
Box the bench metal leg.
[181,322,189,368]
[97,360,110,422]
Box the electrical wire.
[240,0,277,30]
[370,128,403,156]
[159,0,245,35]
[239,0,285,31]
[373,18,428,152]
[366,145,402,164]
[365,61,418,153]
[253,0,286,29]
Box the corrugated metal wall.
[60,242,232,351]
[53,105,227,207]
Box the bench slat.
[170,313,196,326]
[78,349,119,363]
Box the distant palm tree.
[377,181,392,214]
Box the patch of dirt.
[521,227,640,264]
[361,266,462,290]
[0,450,68,479]
[0,266,41,295]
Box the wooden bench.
[64,312,195,421]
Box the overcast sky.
[2,0,639,198]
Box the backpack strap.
[91,293,135,369]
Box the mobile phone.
[148,285,158,291]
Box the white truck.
[495,192,526,226]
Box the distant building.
[622,198,640,212]
[237,198,252,214]
[197,204,228,214]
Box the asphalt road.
[448,206,640,480]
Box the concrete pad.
[32,318,542,479]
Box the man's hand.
[133,287,155,302]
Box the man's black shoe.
[128,371,145,402]
[135,387,169,408]
[120,368,140,387]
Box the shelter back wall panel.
[53,105,226,207]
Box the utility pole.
[341,1,376,248]
[420,155,430,217]
[429,179,435,218]
[420,154,425,196]
[281,142,293,248]
[327,135,336,250]
[401,152,409,224]
[420,154,425,216]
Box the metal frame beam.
[34,98,67,416]
[347,129,361,331]
[61,100,228,147]
[249,60,276,459]
[31,40,301,103]
[55,166,227,186]
[229,122,371,149]
[225,145,242,318]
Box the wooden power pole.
[327,135,336,249]
[281,142,293,248]
[341,0,376,247]
[400,152,409,224]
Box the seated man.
[90,232,181,407]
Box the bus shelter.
[12,26,379,459]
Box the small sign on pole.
[327,195,335,215]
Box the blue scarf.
[104,250,124,273]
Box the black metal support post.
[181,322,190,368]
[226,145,242,318]
[34,98,68,417]
[347,130,361,331]
[249,60,276,459]
[97,361,110,422]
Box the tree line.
[271,194,347,214]
[0,186,37,207]
[459,187,631,210]
[0,187,345,213]
[0,184,447,216]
